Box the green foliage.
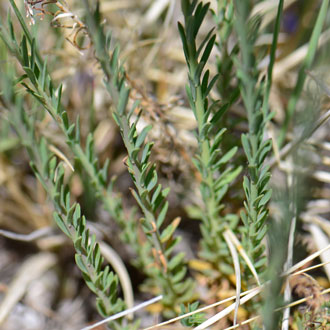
[179,0,242,274]
[0,0,327,328]
[180,302,206,327]
[1,0,153,283]
[0,77,124,318]
[82,0,194,311]
[233,0,275,277]
[0,0,145,321]
[213,0,238,102]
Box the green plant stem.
[233,0,273,276]
[179,0,241,273]
[1,0,152,279]
[120,117,170,272]
[262,0,283,116]
[1,89,123,317]
[82,0,193,309]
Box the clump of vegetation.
[0,0,329,329]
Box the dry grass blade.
[223,229,241,326]
[98,242,134,318]
[194,288,262,330]
[144,249,330,330]
[143,0,172,25]
[48,144,74,172]
[283,243,330,276]
[141,287,263,330]
[0,227,52,242]
[302,213,330,236]
[225,228,261,285]
[80,295,163,330]
[307,224,330,280]
[313,170,330,184]
[282,215,296,330]
[290,261,330,276]
[222,288,330,330]
[0,253,57,324]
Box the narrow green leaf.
[110,46,120,75]
[21,36,29,67]
[141,142,153,164]
[167,252,185,271]
[9,0,32,45]
[84,277,98,294]
[30,39,36,70]
[200,122,211,139]
[94,244,103,271]
[194,61,205,84]
[151,184,162,205]
[213,146,237,167]
[210,103,228,125]
[136,124,152,148]
[193,2,210,39]
[40,57,48,90]
[200,34,216,65]
[128,121,138,144]
[241,134,252,161]
[56,84,63,114]
[117,84,130,116]
[204,73,219,98]
[112,112,120,126]
[147,170,158,191]
[201,69,209,96]
[65,123,75,141]
[75,254,88,273]
[178,22,189,62]
[172,266,187,283]
[258,189,272,207]
[243,175,250,198]
[160,217,181,243]
[210,128,227,153]
[53,213,71,237]
[197,27,215,58]
[257,210,268,224]
[156,201,168,228]
[23,67,37,86]
[61,111,69,130]
[164,236,181,257]
[73,204,81,222]
[131,189,145,211]
[128,100,140,120]
[141,164,154,187]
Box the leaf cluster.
[230,0,276,277]
[179,0,241,272]
[180,302,206,327]
[82,0,194,310]
[0,82,124,318]
[1,0,156,278]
